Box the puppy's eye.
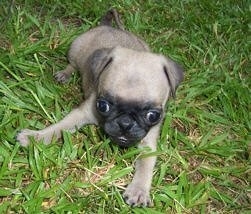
[146,110,161,124]
[96,99,111,113]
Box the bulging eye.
[146,110,161,124]
[96,99,111,113]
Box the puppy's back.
[67,9,150,71]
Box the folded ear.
[162,57,184,98]
[88,48,114,82]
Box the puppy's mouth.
[118,136,128,143]
[111,136,138,148]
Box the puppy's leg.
[17,93,98,146]
[54,64,75,83]
[123,125,161,207]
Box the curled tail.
[100,9,125,30]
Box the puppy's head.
[90,47,183,147]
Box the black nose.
[118,117,134,131]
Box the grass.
[0,0,250,213]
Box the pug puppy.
[17,9,184,207]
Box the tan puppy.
[17,9,184,207]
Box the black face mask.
[96,96,162,147]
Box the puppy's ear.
[89,48,114,82]
[163,57,184,98]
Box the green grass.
[0,0,250,213]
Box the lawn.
[0,0,250,213]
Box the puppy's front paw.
[16,129,53,146]
[16,129,39,147]
[123,183,152,207]
[54,71,71,83]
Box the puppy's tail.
[100,9,125,30]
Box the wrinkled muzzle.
[104,114,147,148]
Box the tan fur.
[98,47,171,106]
[17,9,183,207]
